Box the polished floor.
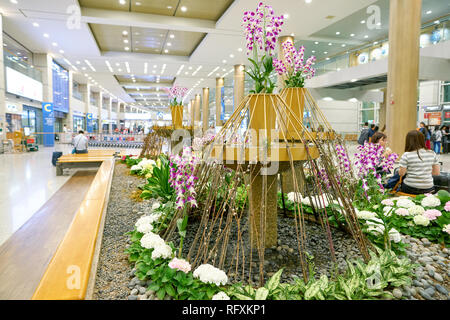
[0,170,96,300]
[0,144,141,247]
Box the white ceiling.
[0,0,404,112]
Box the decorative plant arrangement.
[111,1,450,303]
[164,86,188,106]
[242,2,284,93]
[273,41,316,88]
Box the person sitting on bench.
[398,130,440,195]
[73,130,88,154]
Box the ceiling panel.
[89,24,205,56]
[116,75,174,84]
[80,0,234,21]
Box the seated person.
[73,130,88,154]
[398,130,440,195]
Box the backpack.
[358,128,369,145]
[431,131,437,142]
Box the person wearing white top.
[73,130,88,154]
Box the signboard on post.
[42,102,54,147]
[424,112,442,125]
[86,113,93,133]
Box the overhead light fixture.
[105,61,114,73]
[59,49,64,54]
[164,49,169,53]
[43,33,49,38]
[361,20,366,24]
[290,33,295,37]
[311,50,315,53]
[144,62,148,74]
[328,43,332,46]
[323,97,333,101]
[350,33,355,37]
[76,61,80,64]
[364,35,369,39]
[124,46,130,51]
[351,78,358,82]
[119,0,126,4]
[324,51,328,54]
[169,34,175,39]
[222,59,227,63]
[238,48,243,52]
[434,20,440,24]
[123,39,129,43]
[167,5,173,9]
[305,0,312,3]
[325,57,330,60]
[122,30,128,36]
[336,32,340,35]
[314,41,319,45]
[32,22,39,27]
[426,10,432,15]
[180,6,187,12]
[135,1,141,5]
[84,59,96,72]
[229,54,234,58]
[341,44,346,47]
[167,42,172,46]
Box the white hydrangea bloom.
[151,243,173,260]
[287,192,301,203]
[407,205,425,216]
[388,228,402,243]
[383,206,394,217]
[413,215,430,226]
[356,210,376,220]
[135,216,157,234]
[130,164,142,171]
[193,264,228,286]
[152,202,161,211]
[140,232,165,249]
[420,195,441,208]
[366,217,384,234]
[396,198,415,208]
[212,292,230,300]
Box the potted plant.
[165,86,188,129]
[273,42,316,138]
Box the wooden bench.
[56,149,118,176]
[32,159,114,300]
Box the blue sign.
[86,113,93,133]
[220,86,225,121]
[42,102,54,147]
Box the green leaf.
[165,284,176,297]
[156,287,166,300]
[255,287,269,300]
[265,268,283,292]
[232,293,254,300]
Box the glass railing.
[3,49,42,82]
[314,15,450,77]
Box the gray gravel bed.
[92,162,155,300]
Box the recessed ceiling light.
[336,32,340,35]
[119,0,126,5]
[164,49,169,53]
[364,35,369,38]
[118,68,122,72]
[153,65,157,68]
[426,10,432,15]
[312,50,315,53]
[122,30,128,36]
[135,1,141,5]
[180,6,187,12]
[167,42,172,46]
[167,6,172,9]
[82,67,86,70]
[59,49,64,53]
[169,34,175,39]
[350,33,355,37]
[43,33,49,38]
[123,39,129,43]
[52,42,58,47]
[229,54,234,58]
[328,43,332,46]
[32,22,39,27]
[434,20,440,24]
[341,44,346,47]
[115,63,120,66]
[361,20,366,24]
[124,47,130,51]
[351,79,358,82]
[314,41,319,44]
[238,48,243,52]
[324,51,328,54]
[305,0,312,3]
[76,61,80,64]
[326,57,330,60]
[222,60,227,63]
[373,41,378,45]
[10,0,18,4]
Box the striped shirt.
[399,149,439,189]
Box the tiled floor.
[0,144,141,246]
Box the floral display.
[273,41,316,88]
[169,147,199,209]
[168,258,192,273]
[165,86,188,106]
[151,243,173,259]
[242,2,284,93]
[140,231,165,249]
[193,264,228,286]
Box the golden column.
[386,0,422,154]
[194,94,201,129]
[202,88,210,132]
[215,77,224,127]
[190,99,195,127]
[233,65,245,111]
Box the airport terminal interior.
[0,0,449,303]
